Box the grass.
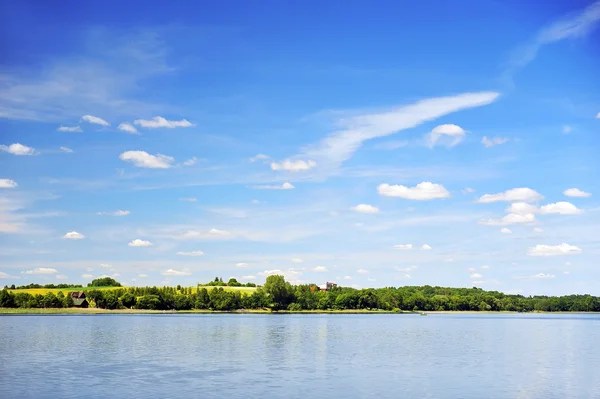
[195,286,257,294]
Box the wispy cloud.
[0,29,175,121]
[82,115,109,126]
[117,122,138,134]
[503,1,600,83]
[252,182,295,190]
[57,126,82,132]
[290,92,499,174]
[97,210,130,216]
[481,136,509,148]
[133,116,194,128]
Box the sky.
[1,0,599,296]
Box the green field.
[7,285,257,296]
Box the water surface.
[1,313,599,398]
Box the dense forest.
[2,275,599,312]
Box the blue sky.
[1,0,599,295]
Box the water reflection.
[0,313,599,398]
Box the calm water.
[1,313,599,398]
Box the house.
[317,282,337,291]
[70,291,89,308]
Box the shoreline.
[1,308,599,315]
[0,308,410,315]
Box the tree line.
[2,275,599,312]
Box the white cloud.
[481,136,509,148]
[99,264,112,269]
[313,266,328,272]
[596,112,600,119]
[236,263,249,268]
[393,244,413,250]
[356,269,369,274]
[378,182,450,200]
[425,124,466,148]
[241,275,256,280]
[562,125,573,134]
[138,274,148,278]
[421,244,432,250]
[500,228,512,234]
[468,267,476,272]
[539,202,582,215]
[0,143,36,156]
[133,116,194,128]
[481,265,491,270]
[176,251,205,256]
[534,227,544,233]
[563,188,591,198]
[367,277,377,282]
[81,274,94,279]
[0,179,17,188]
[249,154,270,163]
[63,231,85,239]
[298,92,499,172]
[57,126,82,132]
[506,202,539,215]
[343,275,352,280]
[179,197,197,202]
[462,187,476,194]
[183,157,198,166]
[478,188,543,203]
[479,213,535,226]
[119,151,174,169]
[117,122,138,134]
[162,269,192,276]
[59,146,73,153]
[81,115,109,126]
[516,273,556,279]
[128,239,153,247]
[97,210,130,216]
[24,268,57,275]
[352,204,380,214]
[291,258,304,264]
[271,159,317,172]
[56,274,68,280]
[528,243,582,256]
[564,271,570,275]
[470,273,483,279]
[178,228,233,240]
[252,182,295,190]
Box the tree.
[227,278,242,287]
[120,292,136,308]
[87,277,122,287]
[263,275,293,310]
[0,289,15,308]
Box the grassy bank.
[0,307,411,315]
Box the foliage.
[2,281,600,312]
[87,277,122,287]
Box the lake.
[1,313,599,398]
